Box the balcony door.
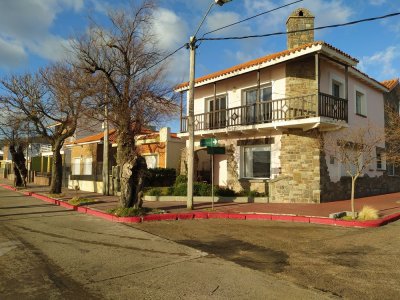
[244,85,272,124]
[207,95,226,129]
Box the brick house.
[65,127,184,193]
[176,8,400,203]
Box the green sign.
[207,146,225,155]
[200,138,218,147]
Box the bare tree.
[0,65,97,194]
[0,112,28,187]
[323,125,384,218]
[385,104,400,166]
[70,0,177,208]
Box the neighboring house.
[175,8,400,203]
[65,127,184,193]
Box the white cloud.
[0,38,27,69]
[358,46,400,80]
[153,8,188,51]
[204,11,252,37]
[0,0,85,69]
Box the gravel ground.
[132,219,400,299]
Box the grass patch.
[68,196,98,206]
[107,207,160,217]
[46,193,65,199]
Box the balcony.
[180,93,348,133]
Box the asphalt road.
[0,187,333,300]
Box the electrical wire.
[201,0,303,38]
[137,44,187,76]
[199,12,400,41]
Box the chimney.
[286,8,315,49]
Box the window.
[332,80,342,98]
[376,148,385,170]
[356,90,366,116]
[387,164,396,176]
[243,145,271,178]
[207,95,226,129]
[144,154,158,169]
[83,157,92,175]
[244,85,272,123]
[376,152,382,169]
[72,158,80,175]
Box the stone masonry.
[286,8,315,50]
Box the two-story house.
[176,8,399,203]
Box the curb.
[1,183,399,228]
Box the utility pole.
[102,91,109,196]
[187,36,196,210]
[186,0,232,210]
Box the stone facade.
[286,8,315,49]
[269,129,322,203]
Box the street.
[0,187,330,299]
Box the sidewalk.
[1,178,400,218]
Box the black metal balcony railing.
[180,93,348,132]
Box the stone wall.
[286,8,315,50]
[269,129,322,203]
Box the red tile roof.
[381,78,399,91]
[175,41,358,90]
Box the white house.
[176,8,398,203]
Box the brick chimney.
[286,8,315,49]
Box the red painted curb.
[177,213,194,220]
[22,191,32,196]
[116,216,142,223]
[193,212,209,219]
[75,206,88,213]
[292,216,310,223]
[58,201,75,210]
[309,217,335,225]
[31,193,57,204]
[228,213,246,220]
[208,212,229,219]
[245,214,272,220]
[271,215,294,222]
[158,213,178,221]
[142,214,162,222]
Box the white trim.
[240,144,272,179]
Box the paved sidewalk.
[1,178,400,218]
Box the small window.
[144,154,158,169]
[376,152,382,170]
[387,164,396,176]
[72,158,81,175]
[243,145,271,178]
[83,157,93,175]
[332,81,341,98]
[356,91,366,116]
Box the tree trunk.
[49,143,63,194]
[350,176,358,219]
[9,145,27,187]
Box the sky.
[0,0,399,132]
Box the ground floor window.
[83,157,93,175]
[243,145,271,178]
[72,158,80,175]
[144,154,158,169]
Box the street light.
[187,0,233,210]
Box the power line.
[201,0,303,38]
[137,44,186,76]
[199,11,400,41]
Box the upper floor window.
[355,90,367,116]
[243,84,272,123]
[206,95,227,129]
[332,80,342,98]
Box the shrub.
[215,186,236,197]
[358,206,379,220]
[145,168,176,187]
[147,187,163,196]
[174,174,188,186]
[173,183,187,196]
[194,182,212,196]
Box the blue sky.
[0,0,399,132]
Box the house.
[175,8,400,203]
[65,127,185,193]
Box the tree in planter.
[0,65,97,194]
[385,104,400,169]
[323,125,384,219]
[71,1,177,208]
[0,113,28,187]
